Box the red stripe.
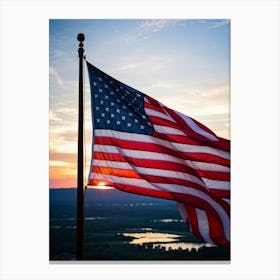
[93,149,229,183]
[148,111,229,153]
[94,137,201,176]
[89,172,229,220]
[170,186,230,217]
[197,170,229,181]
[92,166,142,179]
[88,179,174,200]
[145,97,230,153]
[149,176,230,215]
[148,116,181,131]
[208,189,230,198]
[184,206,205,242]
[190,116,230,152]
[94,151,126,162]
[93,150,230,197]
[90,175,230,247]
[164,106,230,152]
[145,95,167,114]
[145,102,166,114]
[207,213,230,247]
[94,136,230,168]
[155,133,230,167]
[92,165,206,191]
[91,161,230,216]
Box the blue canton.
[87,62,153,135]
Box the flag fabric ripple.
[86,61,230,247]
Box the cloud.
[138,19,183,32]
[50,66,65,88]
[49,151,77,163]
[118,54,172,75]
[49,110,62,122]
[208,19,230,29]
[123,19,187,43]
[123,33,149,43]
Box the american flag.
[86,61,230,247]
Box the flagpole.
[76,33,85,260]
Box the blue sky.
[49,19,230,188]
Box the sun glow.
[87,181,113,190]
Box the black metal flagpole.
[76,33,85,260]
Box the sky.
[49,19,230,189]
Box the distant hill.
[50,188,174,206]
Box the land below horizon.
[50,188,230,261]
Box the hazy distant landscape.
[50,188,230,261]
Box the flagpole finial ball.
[77,33,85,42]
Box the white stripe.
[145,108,176,122]
[177,202,189,223]
[94,129,230,164]
[94,144,226,182]
[176,110,219,141]
[171,142,229,160]
[93,159,205,187]
[202,178,230,191]
[195,208,214,244]
[177,202,193,233]
[90,172,229,240]
[91,173,157,189]
[154,125,186,136]
[144,97,151,104]
[222,198,230,204]
[93,159,131,170]
[152,183,230,240]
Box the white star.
[96,119,101,123]
[107,120,110,124]
[111,114,115,118]
[104,84,108,88]
[101,113,105,117]
[127,123,132,127]
[121,116,126,120]
[128,113,133,116]
[98,77,103,81]
[105,95,109,99]
[116,109,120,113]
[110,102,115,106]
[96,107,100,111]
[134,119,139,123]
[99,89,103,93]
[140,125,145,129]
[105,108,110,112]
[116,121,121,125]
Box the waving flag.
[86,61,230,247]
